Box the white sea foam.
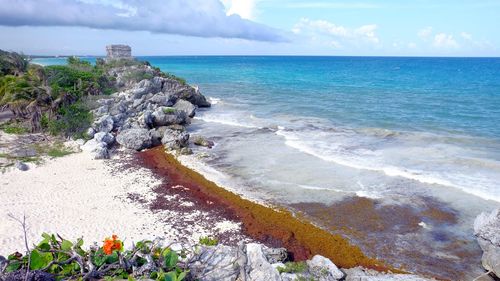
[275,127,500,203]
[193,115,258,128]
[208,97,222,105]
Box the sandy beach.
[0,147,245,254]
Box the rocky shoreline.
[2,55,499,281]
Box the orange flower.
[102,235,123,255]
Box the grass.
[33,142,73,158]
[277,262,308,274]
[0,152,41,163]
[0,122,29,134]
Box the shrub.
[199,236,218,246]
[277,261,308,274]
[1,233,189,281]
[48,102,92,138]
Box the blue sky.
[0,0,498,56]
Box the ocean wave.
[208,97,222,105]
[276,127,500,203]
[193,115,259,128]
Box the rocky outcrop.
[82,61,211,158]
[116,128,152,151]
[474,209,500,278]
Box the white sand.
[0,149,243,255]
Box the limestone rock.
[474,209,500,276]
[263,247,288,264]
[94,115,114,133]
[93,132,115,146]
[81,139,109,159]
[192,135,214,148]
[150,93,176,107]
[245,243,281,281]
[116,128,152,151]
[14,161,28,171]
[307,255,344,281]
[189,245,240,281]
[152,107,187,127]
[174,99,196,118]
[162,129,189,150]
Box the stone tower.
[105,45,132,61]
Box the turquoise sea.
[35,56,500,279]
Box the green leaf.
[76,237,84,248]
[37,242,51,251]
[5,261,21,272]
[92,248,106,267]
[106,251,119,264]
[61,240,73,251]
[30,249,53,270]
[177,271,187,281]
[163,271,177,281]
[163,248,178,269]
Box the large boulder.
[174,99,196,118]
[81,139,109,159]
[93,132,115,146]
[189,245,240,281]
[116,128,152,151]
[152,107,187,127]
[131,79,155,99]
[192,135,214,148]
[162,129,189,150]
[245,243,281,281]
[161,79,210,108]
[150,93,176,107]
[306,255,344,281]
[94,115,114,133]
[474,209,500,276]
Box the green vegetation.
[153,68,186,86]
[33,142,74,158]
[0,53,114,137]
[163,107,176,114]
[0,50,28,76]
[198,236,218,246]
[1,233,189,281]
[276,261,308,274]
[0,121,29,134]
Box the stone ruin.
[106,44,132,61]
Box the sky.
[0,0,499,56]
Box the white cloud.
[222,0,257,20]
[292,18,380,46]
[460,32,472,40]
[285,2,378,9]
[407,42,417,49]
[0,0,285,42]
[433,33,459,49]
[418,26,433,39]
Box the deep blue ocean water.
[35,56,500,278]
